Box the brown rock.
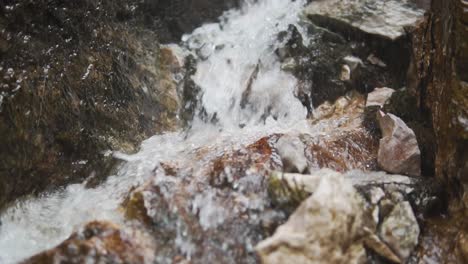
[377,112,421,176]
[23,221,155,264]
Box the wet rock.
[377,112,421,176]
[379,201,420,261]
[274,135,308,173]
[305,0,427,41]
[280,19,407,113]
[407,0,468,188]
[366,87,396,108]
[0,0,185,209]
[257,171,368,264]
[24,221,155,263]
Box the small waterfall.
[0,0,310,263]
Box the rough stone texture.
[366,87,396,108]
[24,221,155,264]
[377,113,422,177]
[0,0,239,210]
[256,171,368,264]
[305,0,427,40]
[407,0,468,196]
[379,201,420,261]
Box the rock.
[0,0,242,210]
[340,64,351,81]
[367,54,387,68]
[379,201,420,261]
[366,87,396,108]
[377,112,421,176]
[343,56,364,71]
[305,0,427,41]
[257,171,368,264]
[407,0,468,188]
[274,135,308,173]
[458,231,468,263]
[363,228,402,264]
[369,187,386,205]
[24,221,155,263]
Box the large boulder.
[407,0,468,196]
[305,0,428,41]
[256,171,368,264]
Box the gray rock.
[344,55,364,70]
[366,87,396,108]
[377,112,421,176]
[379,201,420,261]
[275,135,308,174]
[257,171,367,264]
[305,0,426,40]
[363,228,401,264]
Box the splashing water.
[0,0,309,262]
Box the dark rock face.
[0,0,237,210]
[408,0,468,193]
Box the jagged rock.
[257,171,368,264]
[24,221,155,263]
[305,0,427,41]
[363,228,402,264]
[379,201,420,261]
[366,87,396,108]
[274,135,308,173]
[377,112,421,176]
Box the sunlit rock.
[377,112,421,176]
[366,87,396,108]
[379,201,420,261]
[257,171,368,264]
[305,0,427,41]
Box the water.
[0,0,310,262]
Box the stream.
[0,0,312,262]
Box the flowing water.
[0,0,312,262]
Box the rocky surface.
[0,0,240,210]
[24,221,155,263]
[305,0,428,41]
[380,201,420,260]
[0,0,465,263]
[263,168,439,263]
[406,0,468,195]
[257,171,368,264]
[377,112,421,176]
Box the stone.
[257,171,368,264]
[363,228,402,264]
[379,201,420,261]
[366,87,396,108]
[343,55,364,71]
[340,64,351,81]
[377,112,421,176]
[369,187,386,205]
[24,221,155,263]
[305,0,427,41]
[274,135,308,173]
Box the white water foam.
[0,0,309,262]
